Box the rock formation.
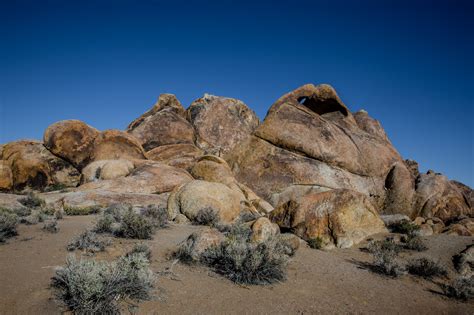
[0,83,472,247]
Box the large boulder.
[168,180,244,224]
[0,140,80,191]
[451,180,473,209]
[225,84,414,215]
[127,94,195,151]
[413,171,472,222]
[78,161,192,194]
[176,228,225,261]
[268,189,387,249]
[43,120,100,169]
[91,129,146,162]
[187,94,260,155]
[0,161,13,191]
[146,143,203,171]
[81,159,135,183]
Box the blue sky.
[1,0,472,186]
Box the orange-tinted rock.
[43,120,99,169]
[0,161,13,191]
[146,143,203,171]
[91,129,146,162]
[187,94,259,155]
[127,94,195,151]
[269,189,387,249]
[1,140,80,191]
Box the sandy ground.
[0,215,472,315]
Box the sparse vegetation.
[43,220,59,233]
[402,234,427,252]
[18,192,46,209]
[67,230,110,253]
[237,209,261,223]
[141,205,168,228]
[406,257,447,279]
[114,208,155,239]
[44,183,68,192]
[93,214,115,233]
[307,237,324,249]
[200,225,290,285]
[441,275,474,301]
[193,207,219,226]
[0,208,18,243]
[366,238,405,277]
[127,243,152,260]
[172,234,199,264]
[51,253,154,314]
[389,220,420,235]
[64,205,101,216]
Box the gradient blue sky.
[1,0,473,186]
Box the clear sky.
[1,0,473,186]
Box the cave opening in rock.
[297,96,348,117]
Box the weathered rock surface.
[225,84,412,216]
[43,120,100,169]
[453,244,474,276]
[177,228,224,261]
[168,180,244,223]
[0,140,80,191]
[91,129,146,162]
[187,94,260,155]
[251,217,280,243]
[0,193,28,211]
[451,180,473,209]
[81,159,135,183]
[79,162,192,194]
[268,189,387,249]
[127,94,195,151]
[147,143,203,171]
[413,172,472,222]
[0,161,13,191]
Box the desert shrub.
[127,243,152,260]
[104,204,129,221]
[93,214,115,234]
[193,207,219,226]
[13,207,32,217]
[441,275,474,301]
[51,253,154,314]
[67,230,110,253]
[18,192,45,209]
[43,220,59,233]
[402,234,427,251]
[64,205,101,216]
[389,220,420,235]
[367,238,405,277]
[114,209,154,239]
[407,257,447,279]
[200,225,289,285]
[141,205,168,228]
[0,208,18,243]
[54,210,64,220]
[44,183,68,192]
[20,209,49,225]
[172,235,198,264]
[307,237,324,249]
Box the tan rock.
[147,143,203,170]
[414,172,472,222]
[413,217,425,226]
[187,94,260,155]
[177,228,224,261]
[91,129,146,162]
[43,120,100,169]
[78,162,192,194]
[81,159,135,183]
[417,224,433,236]
[269,189,387,249]
[251,217,280,243]
[1,140,80,191]
[127,94,195,151]
[0,161,13,191]
[174,213,191,225]
[168,180,244,224]
[0,193,29,211]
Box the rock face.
[79,162,192,194]
[147,143,203,171]
[0,161,13,191]
[91,129,146,162]
[187,94,260,155]
[268,189,387,248]
[226,84,415,217]
[413,172,472,221]
[127,94,195,151]
[0,140,80,191]
[168,180,244,223]
[43,120,100,169]
[81,159,135,183]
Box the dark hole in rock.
[297,96,348,117]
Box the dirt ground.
[0,215,472,314]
